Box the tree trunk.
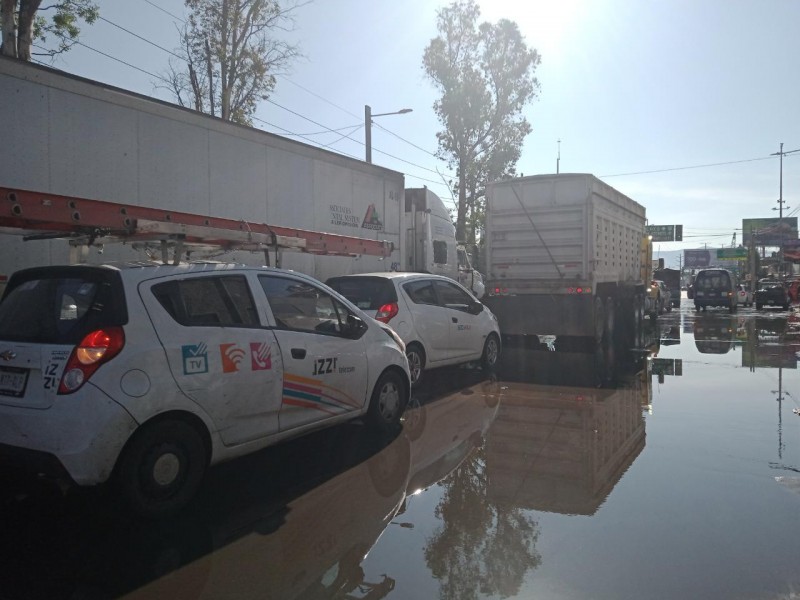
[456,155,468,242]
[17,0,41,60]
[1,0,16,57]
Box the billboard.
[684,249,711,268]
[742,217,798,246]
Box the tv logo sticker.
[182,343,208,375]
[251,342,272,371]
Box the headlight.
[381,325,405,352]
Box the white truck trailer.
[0,57,482,294]
[483,174,652,348]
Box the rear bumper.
[0,385,138,486]
[0,442,74,484]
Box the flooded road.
[3,301,800,599]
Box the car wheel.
[115,419,207,517]
[405,343,425,388]
[481,333,500,371]
[756,303,763,310]
[367,370,407,434]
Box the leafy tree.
[1,0,98,61]
[163,0,302,126]
[423,0,540,242]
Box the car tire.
[405,343,426,388]
[756,302,763,310]
[481,333,501,371]
[367,370,407,434]
[115,419,207,517]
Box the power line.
[601,155,778,178]
[140,0,186,23]
[98,16,185,62]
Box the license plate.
[768,300,775,304]
[0,366,29,397]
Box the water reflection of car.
[123,427,412,600]
[755,279,791,311]
[741,316,796,369]
[693,314,737,354]
[0,423,412,599]
[403,376,500,496]
[486,347,648,515]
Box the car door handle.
[452,317,458,323]
[291,348,306,359]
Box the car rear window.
[326,277,397,311]
[695,271,732,290]
[0,267,128,344]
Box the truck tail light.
[567,287,592,294]
[375,302,399,323]
[58,327,125,394]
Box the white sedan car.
[327,272,501,387]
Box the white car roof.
[22,262,318,286]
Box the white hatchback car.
[736,284,753,307]
[326,273,501,387]
[0,262,410,515]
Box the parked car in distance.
[755,279,791,311]
[0,262,411,516]
[327,272,501,388]
[736,284,753,307]
[692,268,738,313]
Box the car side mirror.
[469,300,484,315]
[345,313,367,339]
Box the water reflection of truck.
[483,174,654,349]
[487,348,648,515]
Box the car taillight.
[58,327,125,394]
[375,302,399,323]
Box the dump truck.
[483,173,654,348]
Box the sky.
[33,0,800,266]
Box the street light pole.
[365,105,412,163]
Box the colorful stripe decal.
[281,373,361,413]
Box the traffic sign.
[716,248,747,260]
[646,224,683,242]
[646,225,674,241]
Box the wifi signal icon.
[220,344,246,373]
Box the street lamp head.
[365,106,413,163]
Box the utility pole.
[556,139,561,174]
[771,143,800,277]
